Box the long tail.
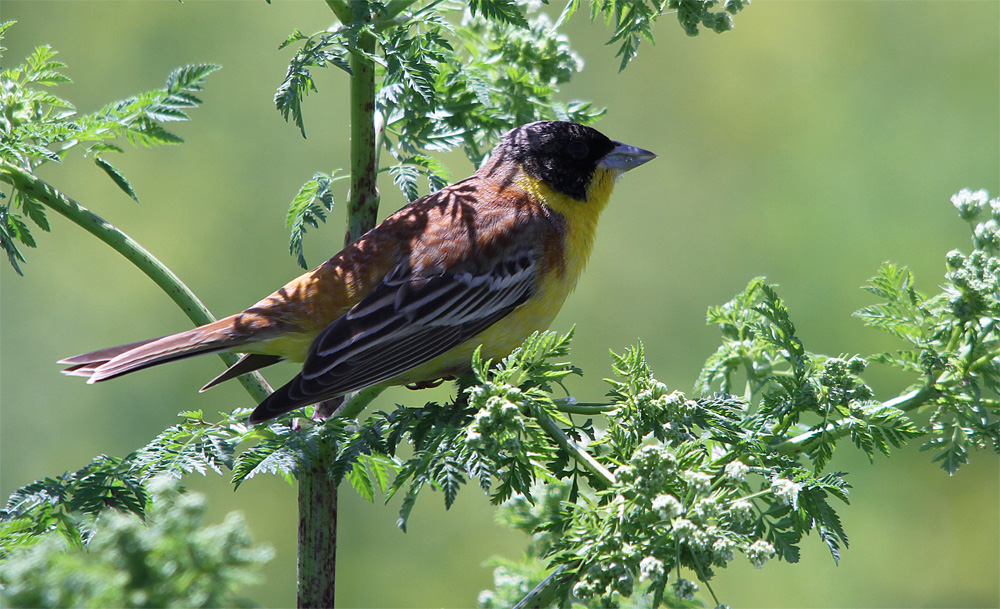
[58,317,275,384]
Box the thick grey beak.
[599,141,657,172]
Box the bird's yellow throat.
[516,167,617,285]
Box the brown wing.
[247,246,538,423]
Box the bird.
[59,121,655,424]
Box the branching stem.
[774,383,942,456]
[344,5,379,245]
[299,3,383,607]
[533,407,616,488]
[551,398,616,416]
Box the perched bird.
[60,121,655,423]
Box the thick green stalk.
[338,385,387,419]
[324,0,352,22]
[0,161,272,402]
[552,398,617,416]
[296,440,338,609]
[344,23,379,244]
[298,3,382,608]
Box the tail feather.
[88,336,235,383]
[59,337,164,376]
[60,318,250,384]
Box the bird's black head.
[501,121,618,201]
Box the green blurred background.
[2,1,997,607]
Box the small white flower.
[724,460,749,482]
[952,188,989,220]
[684,471,712,494]
[477,590,495,608]
[712,536,735,564]
[730,499,754,522]
[746,540,775,568]
[672,577,699,601]
[770,478,802,509]
[572,580,595,598]
[614,465,635,482]
[670,517,697,540]
[691,498,718,521]
[652,493,683,520]
[639,556,665,580]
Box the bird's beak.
[599,142,657,173]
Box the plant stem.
[551,398,616,416]
[297,442,338,609]
[324,0,352,23]
[338,385,387,419]
[773,383,941,456]
[512,564,573,609]
[0,161,272,402]
[345,17,379,244]
[534,407,616,488]
[299,2,382,607]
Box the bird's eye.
[567,141,589,159]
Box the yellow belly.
[247,332,316,363]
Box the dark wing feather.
[248,249,537,423]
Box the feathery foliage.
[0,22,218,274]
[7,186,996,606]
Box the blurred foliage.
[0,476,272,609]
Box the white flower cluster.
[746,539,776,569]
[672,577,699,601]
[723,459,749,482]
[952,188,992,221]
[465,387,525,451]
[770,478,802,510]
[652,493,683,520]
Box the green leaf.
[0,21,15,41]
[0,206,32,275]
[164,63,221,93]
[18,193,50,232]
[467,0,529,28]
[232,441,298,489]
[124,119,183,147]
[275,31,351,138]
[348,461,375,502]
[286,171,341,268]
[94,156,139,203]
